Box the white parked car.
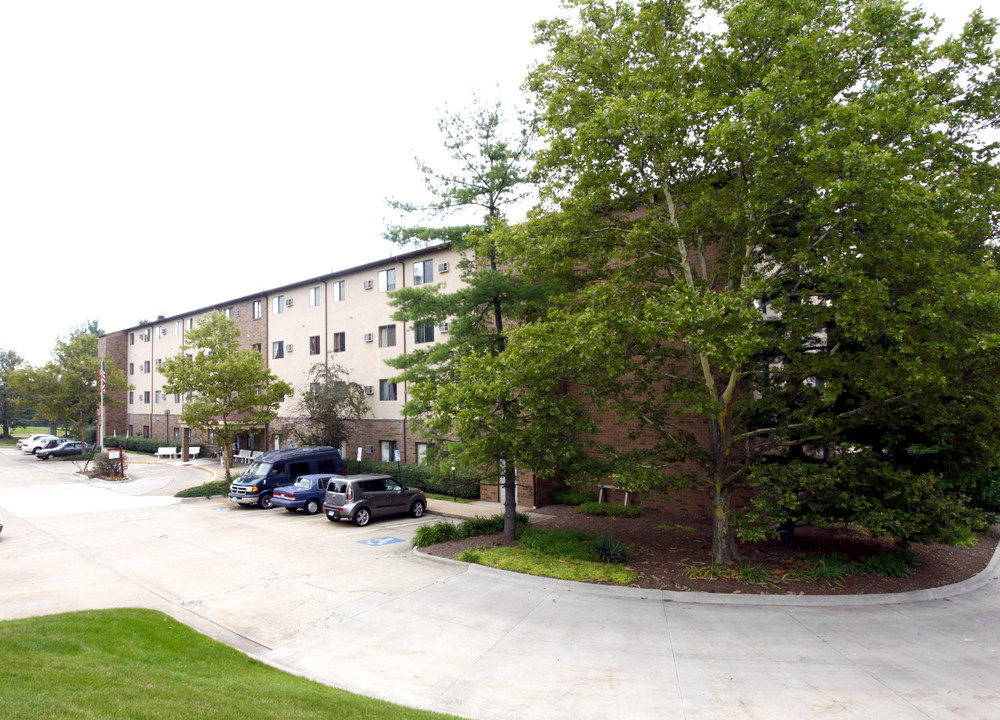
[22,435,59,454]
[16,434,48,451]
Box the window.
[186,318,194,331]
[380,440,398,462]
[379,379,397,401]
[272,341,284,359]
[309,335,321,355]
[143,391,151,404]
[173,427,180,442]
[155,358,162,369]
[273,295,284,315]
[253,300,262,319]
[129,363,134,375]
[416,442,430,464]
[309,286,321,307]
[252,343,261,352]
[142,360,150,374]
[174,393,181,403]
[378,324,396,348]
[128,425,134,436]
[175,320,182,335]
[143,426,150,438]
[225,307,234,319]
[156,326,166,339]
[378,268,396,293]
[415,324,435,344]
[332,280,345,302]
[155,390,163,404]
[129,391,134,404]
[413,259,433,286]
[129,332,135,345]
[332,331,346,353]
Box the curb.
[413,529,1000,608]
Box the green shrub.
[343,460,482,499]
[174,480,230,499]
[577,502,642,518]
[590,535,631,564]
[552,488,598,506]
[786,554,852,586]
[855,550,916,578]
[458,513,530,538]
[412,521,460,548]
[92,451,128,480]
[103,437,166,455]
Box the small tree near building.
[290,361,369,449]
[160,311,293,479]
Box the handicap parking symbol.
[358,536,404,546]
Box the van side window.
[316,458,337,473]
[289,461,311,478]
[269,464,285,476]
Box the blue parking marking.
[358,536,404,546]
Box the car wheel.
[38,453,48,460]
[304,499,320,515]
[409,500,426,518]
[353,507,371,527]
[258,494,274,510]
[326,513,340,523]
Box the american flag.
[100,358,106,393]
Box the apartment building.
[96,244,463,466]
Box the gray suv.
[324,474,426,526]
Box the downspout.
[399,258,408,462]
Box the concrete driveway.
[1,447,998,720]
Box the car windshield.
[239,461,273,481]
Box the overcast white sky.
[0,0,992,366]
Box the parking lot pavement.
[2,447,999,720]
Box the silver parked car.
[323,474,426,526]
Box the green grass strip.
[456,546,638,585]
[0,608,463,720]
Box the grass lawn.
[0,608,462,720]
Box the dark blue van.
[228,447,346,509]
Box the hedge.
[344,460,482,499]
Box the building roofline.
[103,242,451,336]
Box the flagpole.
[100,357,106,451]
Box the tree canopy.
[499,0,1000,562]
[160,312,293,478]
[290,361,369,449]
[385,96,578,537]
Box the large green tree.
[511,0,1000,562]
[160,312,293,479]
[0,349,27,438]
[14,324,128,447]
[385,96,585,537]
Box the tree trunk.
[710,481,740,565]
[503,462,518,539]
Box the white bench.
[235,449,253,463]
[188,447,201,458]
[156,447,179,459]
[598,484,632,506]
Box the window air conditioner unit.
[363,279,373,290]
[363,332,373,343]
[366,445,374,454]
[363,385,374,395]
[286,344,293,352]
[286,298,293,307]
[437,262,449,273]
[439,322,450,333]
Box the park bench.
[156,447,179,459]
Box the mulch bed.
[421,504,1000,595]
